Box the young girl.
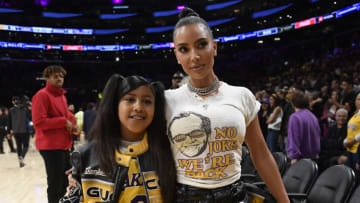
[60,74,176,203]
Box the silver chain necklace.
[187,76,220,96]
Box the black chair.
[347,184,360,203]
[241,146,261,183]
[289,165,355,203]
[241,150,288,183]
[283,159,318,194]
[272,152,289,176]
[241,145,256,174]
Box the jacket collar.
[45,82,66,96]
[115,133,149,166]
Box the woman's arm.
[266,106,280,124]
[245,115,289,203]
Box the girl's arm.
[245,115,290,203]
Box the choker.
[187,76,220,96]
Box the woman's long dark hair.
[90,74,176,202]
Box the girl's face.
[173,23,217,81]
[118,85,155,141]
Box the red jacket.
[32,82,73,150]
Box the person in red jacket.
[32,65,75,203]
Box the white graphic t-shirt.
[165,82,260,189]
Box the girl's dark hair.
[173,7,213,39]
[91,74,176,202]
[290,90,309,109]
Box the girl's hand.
[65,169,78,196]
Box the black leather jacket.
[60,140,160,203]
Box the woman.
[344,92,360,184]
[259,97,270,140]
[321,90,340,137]
[165,7,289,203]
[266,93,283,152]
[60,74,176,203]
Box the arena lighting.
[153,10,180,17]
[2,2,358,36]
[1,2,360,52]
[113,5,129,9]
[207,17,236,26]
[94,29,129,35]
[177,5,185,10]
[205,0,243,11]
[42,12,83,18]
[112,0,124,4]
[0,8,23,13]
[99,13,137,19]
[252,3,293,19]
[334,3,360,18]
[146,26,174,33]
[147,17,236,33]
[34,0,50,7]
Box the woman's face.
[118,85,155,141]
[269,96,275,106]
[173,23,217,80]
[261,103,269,110]
[331,91,338,101]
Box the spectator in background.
[308,91,324,120]
[68,104,80,151]
[3,108,16,153]
[330,79,340,92]
[287,90,321,165]
[83,102,96,140]
[74,105,84,133]
[340,78,357,118]
[319,108,348,172]
[32,65,75,203]
[344,92,360,185]
[259,97,270,140]
[277,88,293,152]
[0,108,7,154]
[266,93,283,152]
[170,71,185,89]
[321,90,340,137]
[8,96,31,167]
[68,104,75,114]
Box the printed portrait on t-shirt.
[168,112,211,157]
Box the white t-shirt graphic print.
[165,82,260,189]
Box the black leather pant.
[175,180,251,203]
